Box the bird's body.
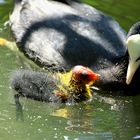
[11,65,100,103]
[10,0,126,71]
[7,0,140,93]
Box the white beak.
[126,34,140,84]
[126,60,139,84]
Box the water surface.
[0,0,140,140]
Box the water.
[0,0,140,140]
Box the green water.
[0,0,140,140]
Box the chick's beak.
[87,73,100,86]
[88,70,100,84]
[91,73,100,81]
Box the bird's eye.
[80,71,88,79]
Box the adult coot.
[8,0,140,92]
[11,65,100,103]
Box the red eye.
[80,71,88,79]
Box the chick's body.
[11,66,99,103]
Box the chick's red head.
[71,65,100,85]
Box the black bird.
[5,0,140,93]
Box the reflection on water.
[0,0,140,140]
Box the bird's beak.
[93,73,100,81]
[126,60,139,85]
[126,34,140,84]
[89,73,100,85]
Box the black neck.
[95,53,129,91]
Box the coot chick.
[8,0,140,92]
[11,65,100,103]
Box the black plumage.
[11,70,62,102]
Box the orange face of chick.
[71,65,100,85]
